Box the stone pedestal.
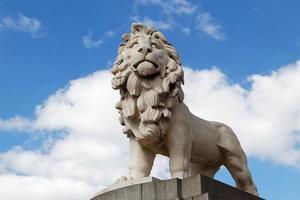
[92,174,263,200]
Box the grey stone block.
[91,174,264,200]
[181,174,202,198]
[182,175,262,200]
[202,176,223,198]
[141,178,181,200]
[192,193,210,200]
[154,178,181,200]
[92,184,141,200]
[141,182,156,200]
[242,191,261,200]
[116,184,142,200]
[91,190,115,200]
[181,175,223,199]
[222,184,242,200]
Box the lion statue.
[111,23,258,196]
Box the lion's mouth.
[133,59,159,69]
[133,59,160,77]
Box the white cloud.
[1,60,300,199]
[183,64,300,166]
[181,27,190,34]
[0,13,44,37]
[132,0,195,31]
[82,30,117,48]
[134,0,197,15]
[0,71,130,199]
[82,32,103,48]
[132,16,172,30]
[195,12,226,40]
[105,30,116,37]
[0,116,32,131]
[0,175,95,200]
[133,0,226,41]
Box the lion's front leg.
[128,136,156,179]
[167,125,192,179]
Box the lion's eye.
[131,42,138,48]
[151,43,158,48]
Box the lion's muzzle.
[135,60,159,77]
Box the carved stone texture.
[111,23,258,196]
[91,174,264,200]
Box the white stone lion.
[111,23,258,196]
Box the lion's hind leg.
[189,162,220,178]
[222,149,258,196]
[214,122,258,196]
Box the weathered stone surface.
[96,177,159,196]
[92,184,142,200]
[111,23,258,196]
[92,174,263,200]
[192,193,210,200]
[140,178,181,200]
[154,178,181,200]
[182,174,203,198]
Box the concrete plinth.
[92,174,263,200]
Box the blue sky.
[0,0,300,199]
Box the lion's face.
[123,33,169,77]
[112,23,184,143]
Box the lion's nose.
[138,46,152,54]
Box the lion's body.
[140,102,222,162]
[171,102,222,164]
[111,23,258,196]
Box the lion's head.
[111,23,184,144]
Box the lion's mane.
[111,23,184,144]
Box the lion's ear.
[152,31,167,43]
[147,27,156,35]
[131,23,146,34]
[122,34,130,43]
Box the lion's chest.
[138,136,169,156]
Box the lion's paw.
[115,176,134,184]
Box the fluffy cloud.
[195,12,226,40]
[82,30,117,48]
[183,64,300,165]
[0,175,95,200]
[0,71,130,199]
[181,27,191,34]
[82,32,103,48]
[134,0,197,15]
[131,16,172,30]
[0,116,32,131]
[133,0,225,40]
[0,13,44,37]
[1,61,300,199]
